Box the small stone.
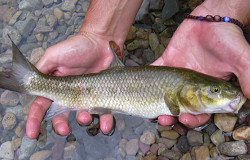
[173,123,187,136]
[140,130,155,145]
[81,1,90,12]
[64,12,71,20]
[209,147,219,159]
[218,141,247,156]
[3,26,22,45]
[3,7,16,23]
[150,144,158,155]
[49,31,59,40]
[204,123,218,136]
[54,8,63,20]
[233,126,250,141]
[46,14,57,28]
[9,11,22,25]
[30,47,45,64]
[42,0,53,6]
[126,26,137,41]
[34,25,53,33]
[203,133,210,146]
[119,139,127,149]
[214,113,238,133]
[156,124,172,132]
[125,59,139,66]
[136,29,148,40]
[6,105,25,120]
[2,113,16,130]
[0,141,14,159]
[161,150,182,160]
[35,33,44,42]
[142,48,155,64]
[194,146,210,160]
[15,121,26,137]
[237,154,250,160]
[116,119,125,131]
[158,138,177,149]
[164,19,177,27]
[19,136,37,160]
[188,0,203,10]
[180,153,192,160]
[30,150,52,160]
[187,130,203,146]
[149,0,164,10]
[177,136,189,153]
[210,129,225,146]
[161,130,180,140]
[61,0,77,12]
[139,141,150,155]
[162,0,179,20]
[152,23,166,33]
[19,0,43,11]
[149,33,159,51]
[126,139,139,156]
[11,138,22,151]
[127,40,140,51]
[1,90,19,106]
[154,44,165,59]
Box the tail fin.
[0,36,38,93]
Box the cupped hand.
[153,5,250,128]
[26,32,117,139]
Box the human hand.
[152,1,250,128]
[26,32,117,139]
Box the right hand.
[26,31,117,139]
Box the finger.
[238,67,250,99]
[100,114,113,134]
[26,97,52,139]
[178,113,211,128]
[158,115,177,126]
[76,110,93,126]
[52,112,71,136]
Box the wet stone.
[154,44,165,59]
[54,8,63,20]
[218,141,247,156]
[173,123,187,136]
[2,26,22,45]
[2,112,16,130]
[126,139,139,156]
[203,133,210,146]
[61,0,77,12]
[30,47,45,64]
[0,141,14,159]
[233,126,250,141]
[42,0,54,6]
[161,130,179,140]
[9,10,22,25]
[161,150,182,160]
[116,119,125,131]
[126,26,137,41]
[152,23,166,33]
[162,0,179,20]
[19,0,43,10]
[6,105,25,120]
[158,138,177,149]
[19,136,37,160]
[140,130,155,145]
[177,136,189,153]
[210,129,225,146]
[0,90,19,106]
[204,123,217,136]
[30,150,52,160]
[11,138,22,151]
[237,154,250,160]
[156,124,172,132]
[139,141,150,155]
[46,14,57,28]
[194,146,210,160]
[180,153,192,160]
[187,130,203,146]
[149,33,159,51]
[3,7,16,23]
[214,113,238,133]
[124,116,143,128]
[149,0,164,10]
[150,144,159,155]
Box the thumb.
[238,68,250,99]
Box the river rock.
[194,146,210,160]
[0,90,19,106]
[152,23,166,33]
[156,124,172,132]
[46,14,57,28]
[154,44,165,59]
[11,138,22,151]
[19,0,43,11]
[2,112,16,130]
[6,105,25,120]
[173,123,187,136]
[127,40,140,51]
[42,0,54,6]
[126,26,137,41]
[149,33,159,51]
[218,141,247,156]
[139,141,150,155]
[204,123,217,136]
[188,0,203,10]
[9,10,22,25]
[214,113,238,133]
[149,0,164,10]
[187,130,203,146]
[3,7,16,23]
[210,129,225,146]
[177,136,189,153]
[233,126,250,141]
[158,138,177,148]
[30,47,45,64]
[161,130,180,140]
[17,14,37,38]
[0,141,14,159]
[140,130,155,145]
[124,116,143,128]
[126,139,139,156]
[54,8,63,20]
[19,136,37,160]
[150,144,158,155]
[2,26,22,45]
[61,0,77,12]
[180,153,192,160]
[203,133,210,146]
[237,154,250,160]
[116,119,125,131]
[15,121,26,137]
[162,0,179,20]
[161,150,182,160]
[30,150,52,160]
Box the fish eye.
[211,86,220,93]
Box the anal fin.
[44,102,70,120]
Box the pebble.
[173,123,187,136]
[19,136,37,160]
[116,119,125,131]
[140,130,155,145]
[187,130,203,146]
[2,113,16,130]
[152,23,166,33]
[148,33,159,51]
[34,24,53,33]
[15,121,26,137]
[177,136,189,153]
[139,141,150,155]
[64,12,71,20]
[161,150,182,160]
[0,90,19,106]
[214,113,238,133]
[161,130,180,140]
[194,146,210,160]
[42,0,54,6]
[11,138,22,151]
[49,31,59,40]
[126,26,137,41]
[156,124,172,132]
[149,0,164,10]
[54,8,63,20]
[3,7,16,23]
[0,141,14,159]
[8,10,22,25]
[19,0,43,11]
[238,154,250,160]
[126,139,139,156]
[204,123,217,136]
[30,150,52,160]
[46,14,57,28]
[2,26,22,45]
[35,33,44,42]
[188,0,203,10]
[158,138,177,149]
[180,153,192,160]
[5,105,25,120]
[218,140,247,156]
[162,0,179,20]
[210,129,225,146]
[233,126,250,141]
[150,144,158,155]
[203,133,210,146]
[154,44,165,59]
[30,47,45,64]
[81,0,90,12]
[61,0,77,12]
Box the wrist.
[192,0,250,26]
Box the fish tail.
[0,36,38,93]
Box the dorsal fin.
[109,41,124,67]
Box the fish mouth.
[228,93,246,113]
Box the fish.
[0,38,247,120]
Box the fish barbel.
[0,39,247,120]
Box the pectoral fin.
[164,94,180,116]
[109,41,125,67]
